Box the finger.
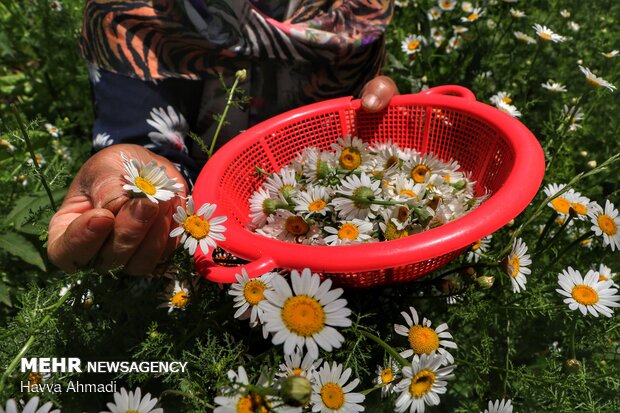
[124,202,173,276]
[47,208,115,272]
[95,198,159,271]
[360,75,400,112]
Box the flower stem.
[357,329,411,368]
[0,286,73,392]
[11,105,57,210]
[207,71,245,158]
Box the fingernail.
[362,94,379,110]
[134,201,158,222]
[87,216,114,232]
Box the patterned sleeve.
[89,67,203,187]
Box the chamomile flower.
[556,267,620,317]
[407,153,444,184]
[597,264,617,287]
[467,235,492,263]
[310,361,365,413]
[452,25,468,34]
[45,123,61,138]
[504,238,531,293]
[93,132,113,150]
[265,167,298,199]
[0,138,15,153]
[375,358,400,398]
[262,269,352,360]
[394,306,457,364]
[324,219,374,245]
[427,6,442,21]
[121,152,183,203]
[302,147,336,183]
[567,21,580,32]
[542,80,567,93]
[169,196,227,255]
[159,279,190,314]
[563,105,584,132]
[560,9,571,18]
[510,8,525,18]
[50,1,62,12]
[249,187,280,227]
[437,0,456,11]
[602,50,619,58]
[401,34,426,55]
[294,186,331,218]
[388,174,426,202]
[461,2,473,13]
[448,36,463,51]
[579,66,616,92]
[229,269,276,330]
[0,398,60,413]
[102,387,162,413]
[533,24,566,43]
[543,183,571,215]
[429,27,445,44]
[394,352,456,413]
[482,399,514,413]
[588,200,620,251]
[490,91,513,106]
[257,210,322,244]
[568,190,592,219]
[332,172,382,220]
[277,348,322,379]
[331,135,369,171]
[496,101,522,118]
[513,31,536,44]
[146,106,188,152]
[461,7,484,23]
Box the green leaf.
[0,232,46,271]
[6,189,66,231]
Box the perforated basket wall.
[210,103,515,287]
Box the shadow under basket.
[192,85,545,288]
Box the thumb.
[360,75,400,112]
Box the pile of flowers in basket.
[248,135,485,245]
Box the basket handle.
[422,85,476,101]
[194,253,276,284]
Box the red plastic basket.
[193,85,545,287]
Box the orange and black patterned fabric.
[83,0,394,183]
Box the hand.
[48,144,187,276]
[360,75,400,112]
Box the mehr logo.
[21,358,82,373]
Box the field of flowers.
[0,0,619,412]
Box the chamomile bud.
[280,375,312,407]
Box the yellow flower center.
[411,165,430,183]
[598,214,617,235]
[127,411,140,413]
[397,206,410,222]
[442,1,451,7]
[171,290,189,308]
[467,13,479,21]
[28,372,43,386]
[551,197,571,215]
[586,77,603,88]
[183,215,211,239]
[571,203,588,216]
[339,148,362,170]
[381,368,394,384]
[243,280,267,305]
[407,40,421,51]
[598,275,609,282]
[501,97,512,104]
[338,223,360,240]
[281,295,325,337]
[571,285,599,305]
[539,32,553,40]
[471,239,482,251]
[237,393,269,413]
[285,216,310,236]
[409,369,436,398]
[292,368,304,376]
[320,382,345,410]
[134,176,157,195]
[408,325,440,355]
[308,199,327,212]
[400,189,416,198]
[508,255,520,277]
[384,222,409,240]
